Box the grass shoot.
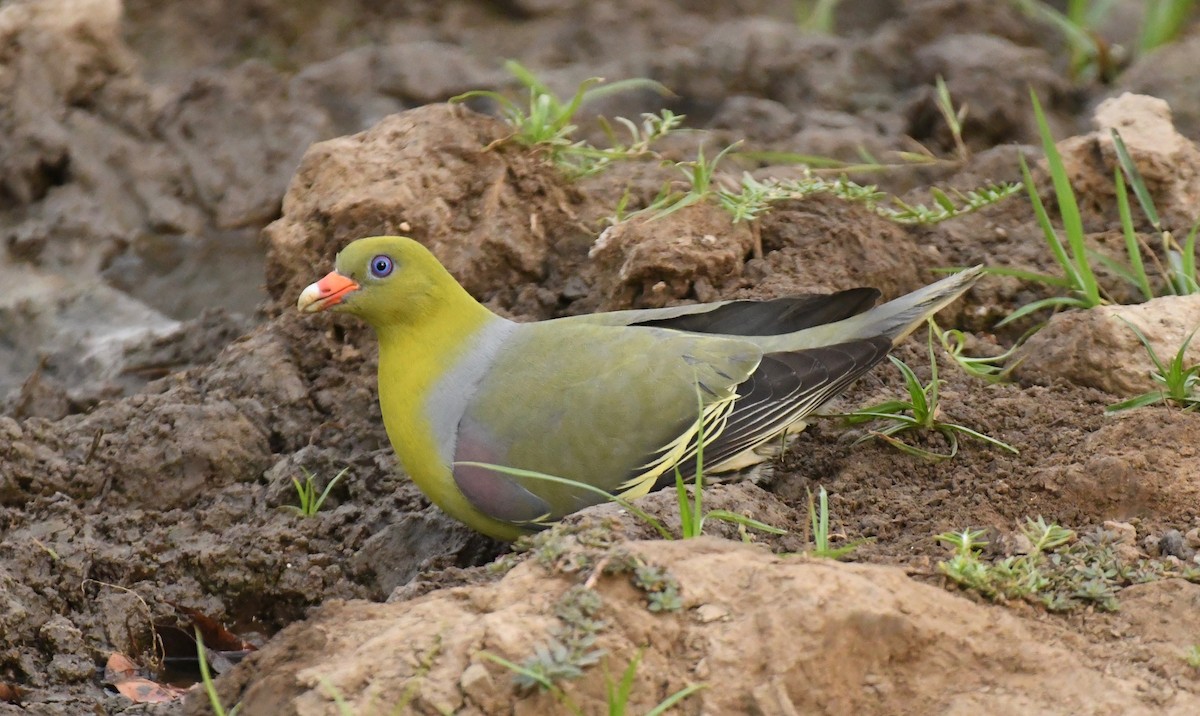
[286,467,349,517]
[843,327,1019,460]
[1105,319,1200,414]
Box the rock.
[913,33,1069,147]
[458,662,495,707]
[157,61,335,231]
[1103,520,1137,545]
[263,104,581,310]
[588,202,754,309]
[1014,295,1200,395]
[1114,35,1200,140]
[1057,93,1200,231]
[1160,530,1194,561]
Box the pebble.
[1102,520,1137,545]
[459,662,494,703]
[1159,530,1195,561]
[694,603,729,623]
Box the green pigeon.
[299,235,982,540]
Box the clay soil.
[3,1,1200,714]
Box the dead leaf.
[114,678,186,703]
[105,652,186,704]
[104,652,139,681]
[178,606,258,652]
[0,683,23,703]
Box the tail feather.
[755,266,985,352]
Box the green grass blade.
[313,467,349,514]
[1110,129,1162,231]
[196,629,230,716]
[944,424,1020,454]
[1031,90,1099,305]
[455,462,672,539]
[871,430,956,460]
[889,356,929,418]
[1019,153,1082,290]
[1140,0,1197,51]
[609,651,642,716]
[996,295,1087,326]
[674,468,698,539]
[1089,249,1141,289]
[1179,220,1200,294]
[645,683,708,716]
[1117,317,1169,375]
[1113,166,1155,301]
[703,510,788,535]
[1105,392,1165,414]
[845,411,921,425]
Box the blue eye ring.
[369,255,394,278]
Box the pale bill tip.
[297,282,323,312]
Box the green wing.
[451,322,762,523]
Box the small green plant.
[993,90,1103,326]
[930,320,1029,383]
[805,485,868,559]
[994,92,1199,325]
[632,564,684,613]
[31,537,60,561]
[937,518,1077,606]
[934,74,970,162]
[486,585,608,695]
[938,519,1200,611]
[484,648,704,716]
[286,466,349,517]
[637,159,1017,229]
[1109,129,1199,297]
[1011,0,1198,81]
[453,60,677,177]
[478,552,694,712]
[604,650,706,716]
[196,628,240,716]
[1105,319,1200,413]
[1140,1,1200,53]
[844,327,1019,460]
[1185,644,1200,670]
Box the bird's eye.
[369,255,394,278]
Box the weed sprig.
[286,467,349,517]
[453,60,677,177]
[1106,319,1200,413]
[938,519,1200,611]
[843,327,1019,460]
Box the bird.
[298,235,983,540]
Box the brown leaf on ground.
[105,652,187,704]
[0,683,23,703]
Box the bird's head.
[297,236,461,328]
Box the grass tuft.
[842,326,1019,460]
[453,60,678,178]
[286,467,349,517]
[1105,319,1200,413]
[938,519,1200,611]
[804,485,869,559]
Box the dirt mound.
[186,537,1197,715]
[263,104,584,313]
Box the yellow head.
[297,236,466,329]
